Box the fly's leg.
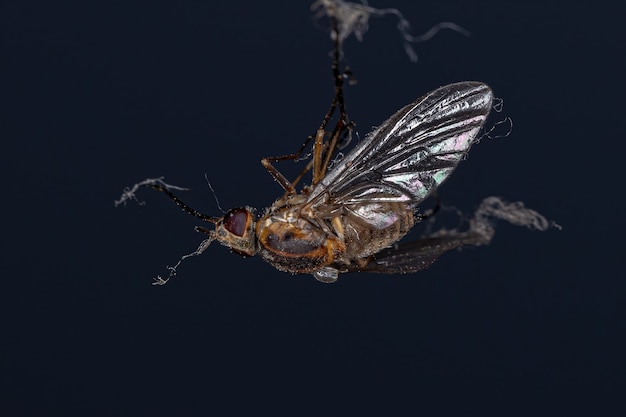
[154,230,217,285]
[115,178,221,285]
[146,183,220,224]
[313,17,351,185]
[261,16,353,192]
[261,133,317,194]
[292,115,353,190]
[115,177,219,224]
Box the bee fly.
[117,80,494,284]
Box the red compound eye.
[223,208,249,237]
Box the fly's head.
[214,207,257,256]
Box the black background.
[2,1,624,415]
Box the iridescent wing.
[306,82,493,225]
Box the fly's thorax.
[215,207,257,257]
[256,207,345,274]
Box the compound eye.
[223,208,249,237]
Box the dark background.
[2,1,624,415]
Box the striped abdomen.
[340,201,415,261]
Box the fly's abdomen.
[257,215,345,273]
[342,202,415,260]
